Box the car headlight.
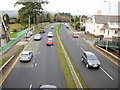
[88,63,92,65]
[98,62,100,65]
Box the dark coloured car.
[39,28,45,34]
[81,51,100,69]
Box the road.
[60,24,119,89]
[2,24,66,88]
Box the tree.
[3,14,10,24]
[14,1,48,27]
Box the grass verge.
[0,46,24,68]
[8,24,24,32]
[55,24,76,88]
[57,24,87,89]
[9,32,18,38]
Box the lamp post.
[104,0,111,51]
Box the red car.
[72,33,79,38]
[46,38,54,46]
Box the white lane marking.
[41,44,42,46]
[51,46,53,48]
[80,47,85,52]
[100,67,114,80]
[38,52,40,54]
[35,63,37,67]
[29,84,32,90]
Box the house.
[85,15,120,39]
[0,15,9,47]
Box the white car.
[38,85,57,89]
[29,31,34,36]
[34,34,42,40]
[25,32,30,38]
[51,25,54,29]
[20,51,33,62]
[47,32,53,37]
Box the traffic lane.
[65,25,118,82]
[60,25,118,88]
[2,25,52,88]
[2,39,42,88]
[31,25,66,88]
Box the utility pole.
[104,0,111,51]
[29,15,30,29]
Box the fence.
[95,40,120,50]
[17,28,29,37]
[0,28,30,55]
[0,37,20,55]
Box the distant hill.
[0,10,18,17]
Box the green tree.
[14,1,48,27]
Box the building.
[85,15,120,39]
[0,16,9,47]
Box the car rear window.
[21,54,28,57]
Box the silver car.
[38,85,57,89]
[34,34,42,40]
[20,51,33,62]
[82,51,100,69]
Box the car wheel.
[86,64,89,68]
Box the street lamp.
[104,0,111,51]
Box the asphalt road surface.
[2,24,66,89]
[60,24,119,89]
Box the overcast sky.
[0,0,119,15]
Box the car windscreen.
[87,55,97,60]
[21,54,28,57]
[35,34,41,37]
[48,40,53,42]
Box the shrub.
[13,29,17,32]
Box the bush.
[13,29,17,32]
[81,27,85,31]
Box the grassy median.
[56,24,87,89]
[55,24,76,88]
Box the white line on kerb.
[29,84,32,90]
[100,67,114,80]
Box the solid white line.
[100,67,114,80]
[29,84,32,90]
[41,44,42,46]
[80,47,85,52]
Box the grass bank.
[56,24,87,89]
[0,46,24,68]
[55,24,76,88]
